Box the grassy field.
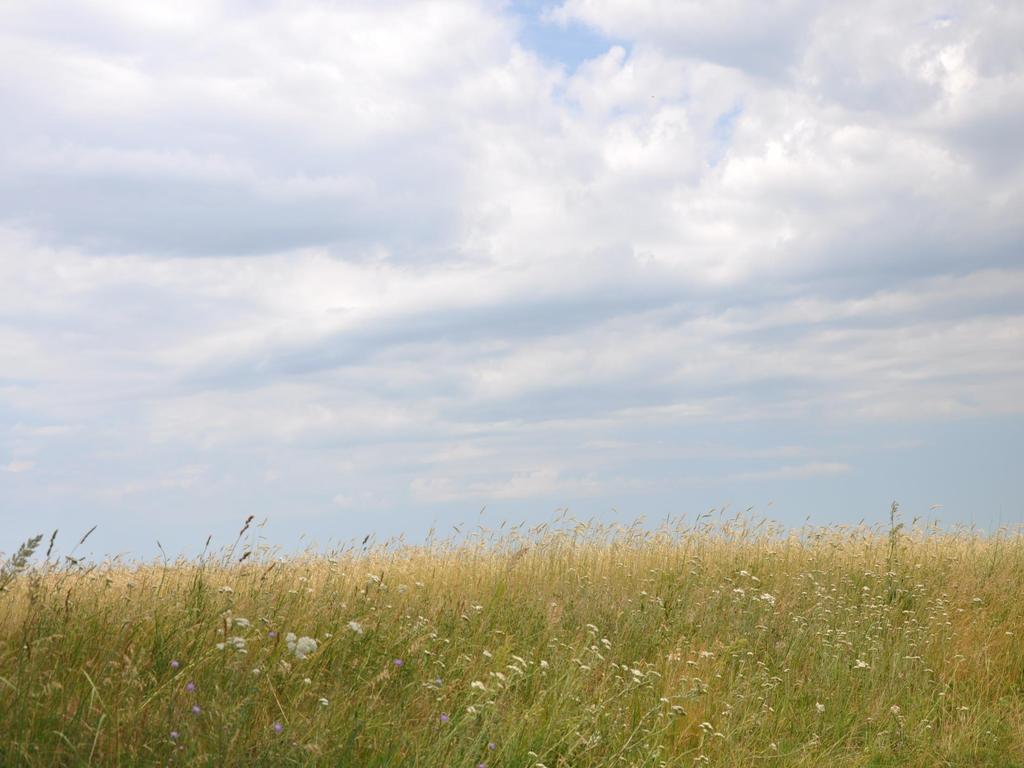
[1,509,1023,767]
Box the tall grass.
[1,511,1022,767]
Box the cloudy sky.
[2,0,1023,557]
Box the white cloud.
[733,462,852,481]
[411,467,603,503]
[2,460,35,473]
[0,0,1021,550]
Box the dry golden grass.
[1,510,1023,766]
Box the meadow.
[1,508,1022,767]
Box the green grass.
[1,512,1023,767]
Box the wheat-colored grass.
[1,511,1023,767]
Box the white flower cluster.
[285,633,318,660]
[216,636,248,653]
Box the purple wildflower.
[185,681,196,693]
[439,713,450,724]
[268,630,278,639]
[478,764,487,768]
[170,731,179,741]
[170,659,180,670]
[488,742,496,750]
[273,722,284,734]
[393,658,404,668]
[191,705,201,715]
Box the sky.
[1,0,1023,558]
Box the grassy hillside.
[2,512,1023,767]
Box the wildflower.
[252,668,261,676]
[273,722,284,734]
[216,636,248,653]
[170,659,180,670]
[539,660,549,670]
[170,731,179,741]
[303,677,312,685]
[348,621,364,635]
[488,742,496,750]
[393,658,404,668]
[285,633,317,660]
[890,705,902,716]
[816,702,825,713]
[439,713,450,724]
[185,681,195,693]
[268,630,278,639]
[191,705,201,715]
